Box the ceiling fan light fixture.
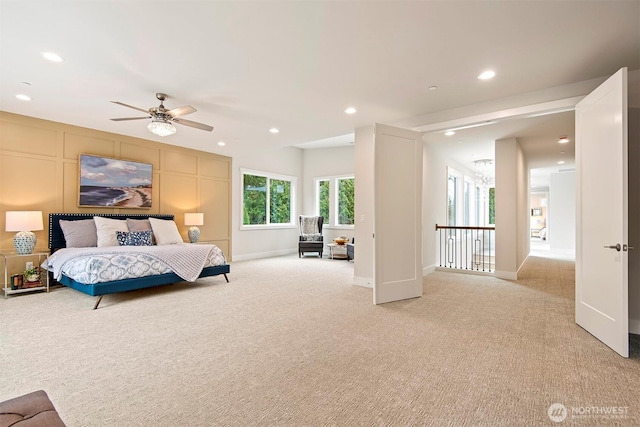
[148,119,176,136]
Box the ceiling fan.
[110,93,213,136]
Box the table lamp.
[184,213,204,243]
[5,211,44,254]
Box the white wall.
[232,145,356,261]
[549,171,576,252]
[232,147,303,261]
[421,143,462,273]
[495,137,529,279]
[628,107,640,333]
[353,126,374,287]
[302,146,355,243]
[516,142,530,269]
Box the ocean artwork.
[79,154,152,208]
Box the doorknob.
[604,243,622,251]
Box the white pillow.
[148,218,183,245]
[94,216,129,247]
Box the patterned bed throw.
[45,244,226,284]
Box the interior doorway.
[530,191,548,242]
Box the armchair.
[299,215,324,258]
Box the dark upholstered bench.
[0,390,65,427]
[347,238,354,261]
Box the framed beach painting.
[78,154,152,208]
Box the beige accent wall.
[0,111,231,259]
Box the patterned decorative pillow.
[127,218,156,244]
[116,230,153,246]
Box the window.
[269,179,291,224]
[447,175,457,225]
[464,179,471,226]
[314,175,355,227]
[488,187,495,225]
[242,169,295,227]
[317,179,330,221]
[447,167,461,225]
[337,177,355,225]
[475,185,483,225]
[243,174,267,225]
[447,166,494,226]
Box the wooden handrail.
[435,224,495,231]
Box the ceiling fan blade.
[172,117,214,132]
[110,101,150,114]
[167,105,197,117]
[110,116,151,121]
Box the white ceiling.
[1,0,638,167]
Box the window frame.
[447,166,495,227]
[240,168,297,230]
[447,167,463,226]
[314,174,355,229]
[335,176,355,226]
[316,178,330,223]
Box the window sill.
[324,225,355,230]
[240,224,297,231]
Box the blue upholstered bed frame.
[48,213,230,309]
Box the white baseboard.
[435,267,494,277]
[232,248,297,262]
[353,276,372,288]
[422,264,436,276]
[494,270,518,280]
[514,255,529,279]
[630,318,640,335]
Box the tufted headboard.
[49,213,174,252]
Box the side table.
[1,251,50,298]
[327,243,348,259]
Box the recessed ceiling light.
[41,52,63,62]
[16,94,31,101]
[345,107,357,114]
[445,131,455,136]
[217,141,226,146]
[478,70,496,80]
[558,136,570,144]
[557,160,566,165]
[269,128,279,134]
[428,85,438,91]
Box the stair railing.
[435,224,495,272]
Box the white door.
[575,67,629,357]
[373,123,423,304]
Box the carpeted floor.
[0,254,639,426]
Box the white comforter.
[44,244,226,284]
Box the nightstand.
[1,251,50,298]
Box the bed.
[46,213,230,309]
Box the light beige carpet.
[1,254,639,426]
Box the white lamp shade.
[184,213,204,226]
[5,211,44,232]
